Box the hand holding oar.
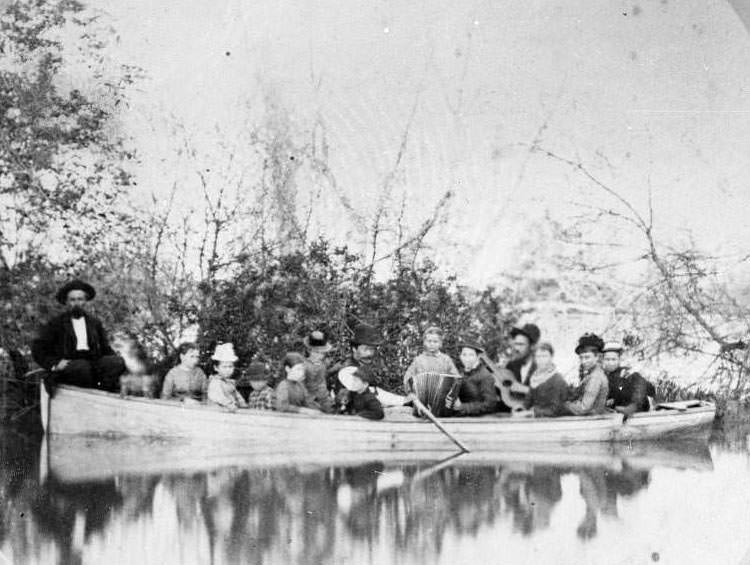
[408,393,470,453]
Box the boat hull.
[41,385,715,450]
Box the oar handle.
[411,396,470,453]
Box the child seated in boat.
[302,329,335,413]
[274,352,322,414]
[402,326,458,392]
[207,343,248,411]
[562,334,609,416]
[245,361,275,410]
[160,342,208,403]
[522,342,568,417]
[336,366,384,420]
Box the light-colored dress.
[402,351,459,391]
[160,365,208,401]
[564,365,609,416]
[207,376,247,409]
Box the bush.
[199,240,520,393]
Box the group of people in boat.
[30,279,655,421]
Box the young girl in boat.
[444,337,498,416]
[563,333,609,416]
[160,342,208,403]
[523,342,568,417]
[402,326,459,392]
[207,343,248,411]
[274,352,322,414]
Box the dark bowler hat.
[351,324,382,346]
[56,280,96,305]
[510,323,541,345]
[457,335,485,354]
[575,333,605,354]
[303,329,333,353]
[246,361,268,380]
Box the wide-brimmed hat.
[575,333,605,354]
[351,324,382,347]
[602,341,624,354]
[457,335,485,354]
[303,329,333,353]
[338,366,373,391]
[510,323,541,345]
[56,280,96,305]
[212,343,239,363]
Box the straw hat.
[212,343,239,363]
[338,366,372,391]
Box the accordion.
[409,372,461,417]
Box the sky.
[69,0,750,286]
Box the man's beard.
[70,306,85,319]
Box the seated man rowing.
[31,280,125,392]
[602,341,654,415]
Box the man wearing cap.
[31,280,125,391]
[336,366,384,420]
[602,342,653,415]
[505,323,541,386]
[303,329,335,413]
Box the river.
[1,421,749,565]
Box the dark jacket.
[336,388,384,420]
[31,312,115,370]
[506,357,537,386]
[526,373,569,417]
[606,367,651,412]
[456,364,498,415]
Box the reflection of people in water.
[31,475,124,565]
[575,463,651,541]
[501,466,563,536]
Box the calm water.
[1,422,749,565]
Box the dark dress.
[606,367,652,412]
[336,388,384,420]
[526,373,569,417]
[454,364,499,415]
[31,312,125,391]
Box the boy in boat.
[444,337,498,416]
[207,343,248,411]
[302,329,335,413]
[245,361,276,410]
[524,342,569,417]
[161,342,208,402]
[274,352,322,414]
[402,326,459,392]
[562,333,609,416]
[336,366,384,420]
[602,341,653,415]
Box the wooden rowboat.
[40,385,716,451]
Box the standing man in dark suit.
[32,280,125,391]
[505,323,541,386]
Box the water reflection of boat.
[44,435,713,484]
[41,385,716,450]
[27,437,715,565]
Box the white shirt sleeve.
[71,317,89,351]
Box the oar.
[409,395,470,453]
